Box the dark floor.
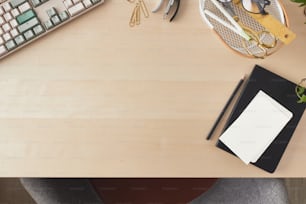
[285,179,306,204]
[0,179,35,204]
[0,179,304,204]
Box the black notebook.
[217,65,306,173]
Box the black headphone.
[296,78,306,103]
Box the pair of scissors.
[202,0,276,58]
[152,0,180,22]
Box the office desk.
[0,0,305,177]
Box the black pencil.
[206,78,245,140]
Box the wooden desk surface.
[0,0,305,177]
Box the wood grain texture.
[0,0,305,177]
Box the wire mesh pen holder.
[199,0,291,58]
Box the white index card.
[219,90,293,164]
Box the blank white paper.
[219,90,293,164]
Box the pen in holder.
[199,0,291,58]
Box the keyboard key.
[68,2,85,16]
[0,0,104,60]
[51,15,60,25]
[10,0,27,8]
[3,33,12,41]
[10,28,19,37]
[91,0,100,4]
[30,0,41,7]
[0,17,5,25]
[0,7,4,16]
[0,45,8,56]
[11,8,20,17]
[83,0,92,8]
[3,2,12,12]
[2,23,11,32]
[17,17,39,33]
[44,19,53,30]
[33,24,44,35]
[16,9,36,25]
[14,34,25,45]
[18,2,31,13]
[46,7,57,17]
[24,29,34,40]
[4,12,13,21]
[5,39,16,50]
[10,19,18,28]
[59,11,69,21]
[63,0,73,9]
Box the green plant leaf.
[296,79,306,103]
[290,0,306,7]
[297,86,305,95]
[291,0,306,4]
[297,95,306,103]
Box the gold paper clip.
[128,0,149,27]
[139,0,149,18]
[129,3,138,27]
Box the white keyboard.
[0,0,104,59]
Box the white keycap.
[14,35,25,45]
[0,45,7,56]
[11,0,28,8]
[44,19,53,30]
[18,2,31,13]
[17,17,39,33]
[0,17,4,25]
[3,33,11,41]
[31,0,41,7]
[63,0,73,9]
[68,2,85,16]
[0,36,4,45]
[10,28,18,37]
[2,23,11,32]
[59,11,69,21]
[72,0,80,4]
[33,24,44,35]
[9,19,18,28]
[5,39,16,50]
[24,29,34,40]
[4,13,13,22]
[11,8,20,17]
[83,0,92,8]
[0,27,3,35]
[3,2,12,12]
[0,7,4,16]
[46,7,57,17]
